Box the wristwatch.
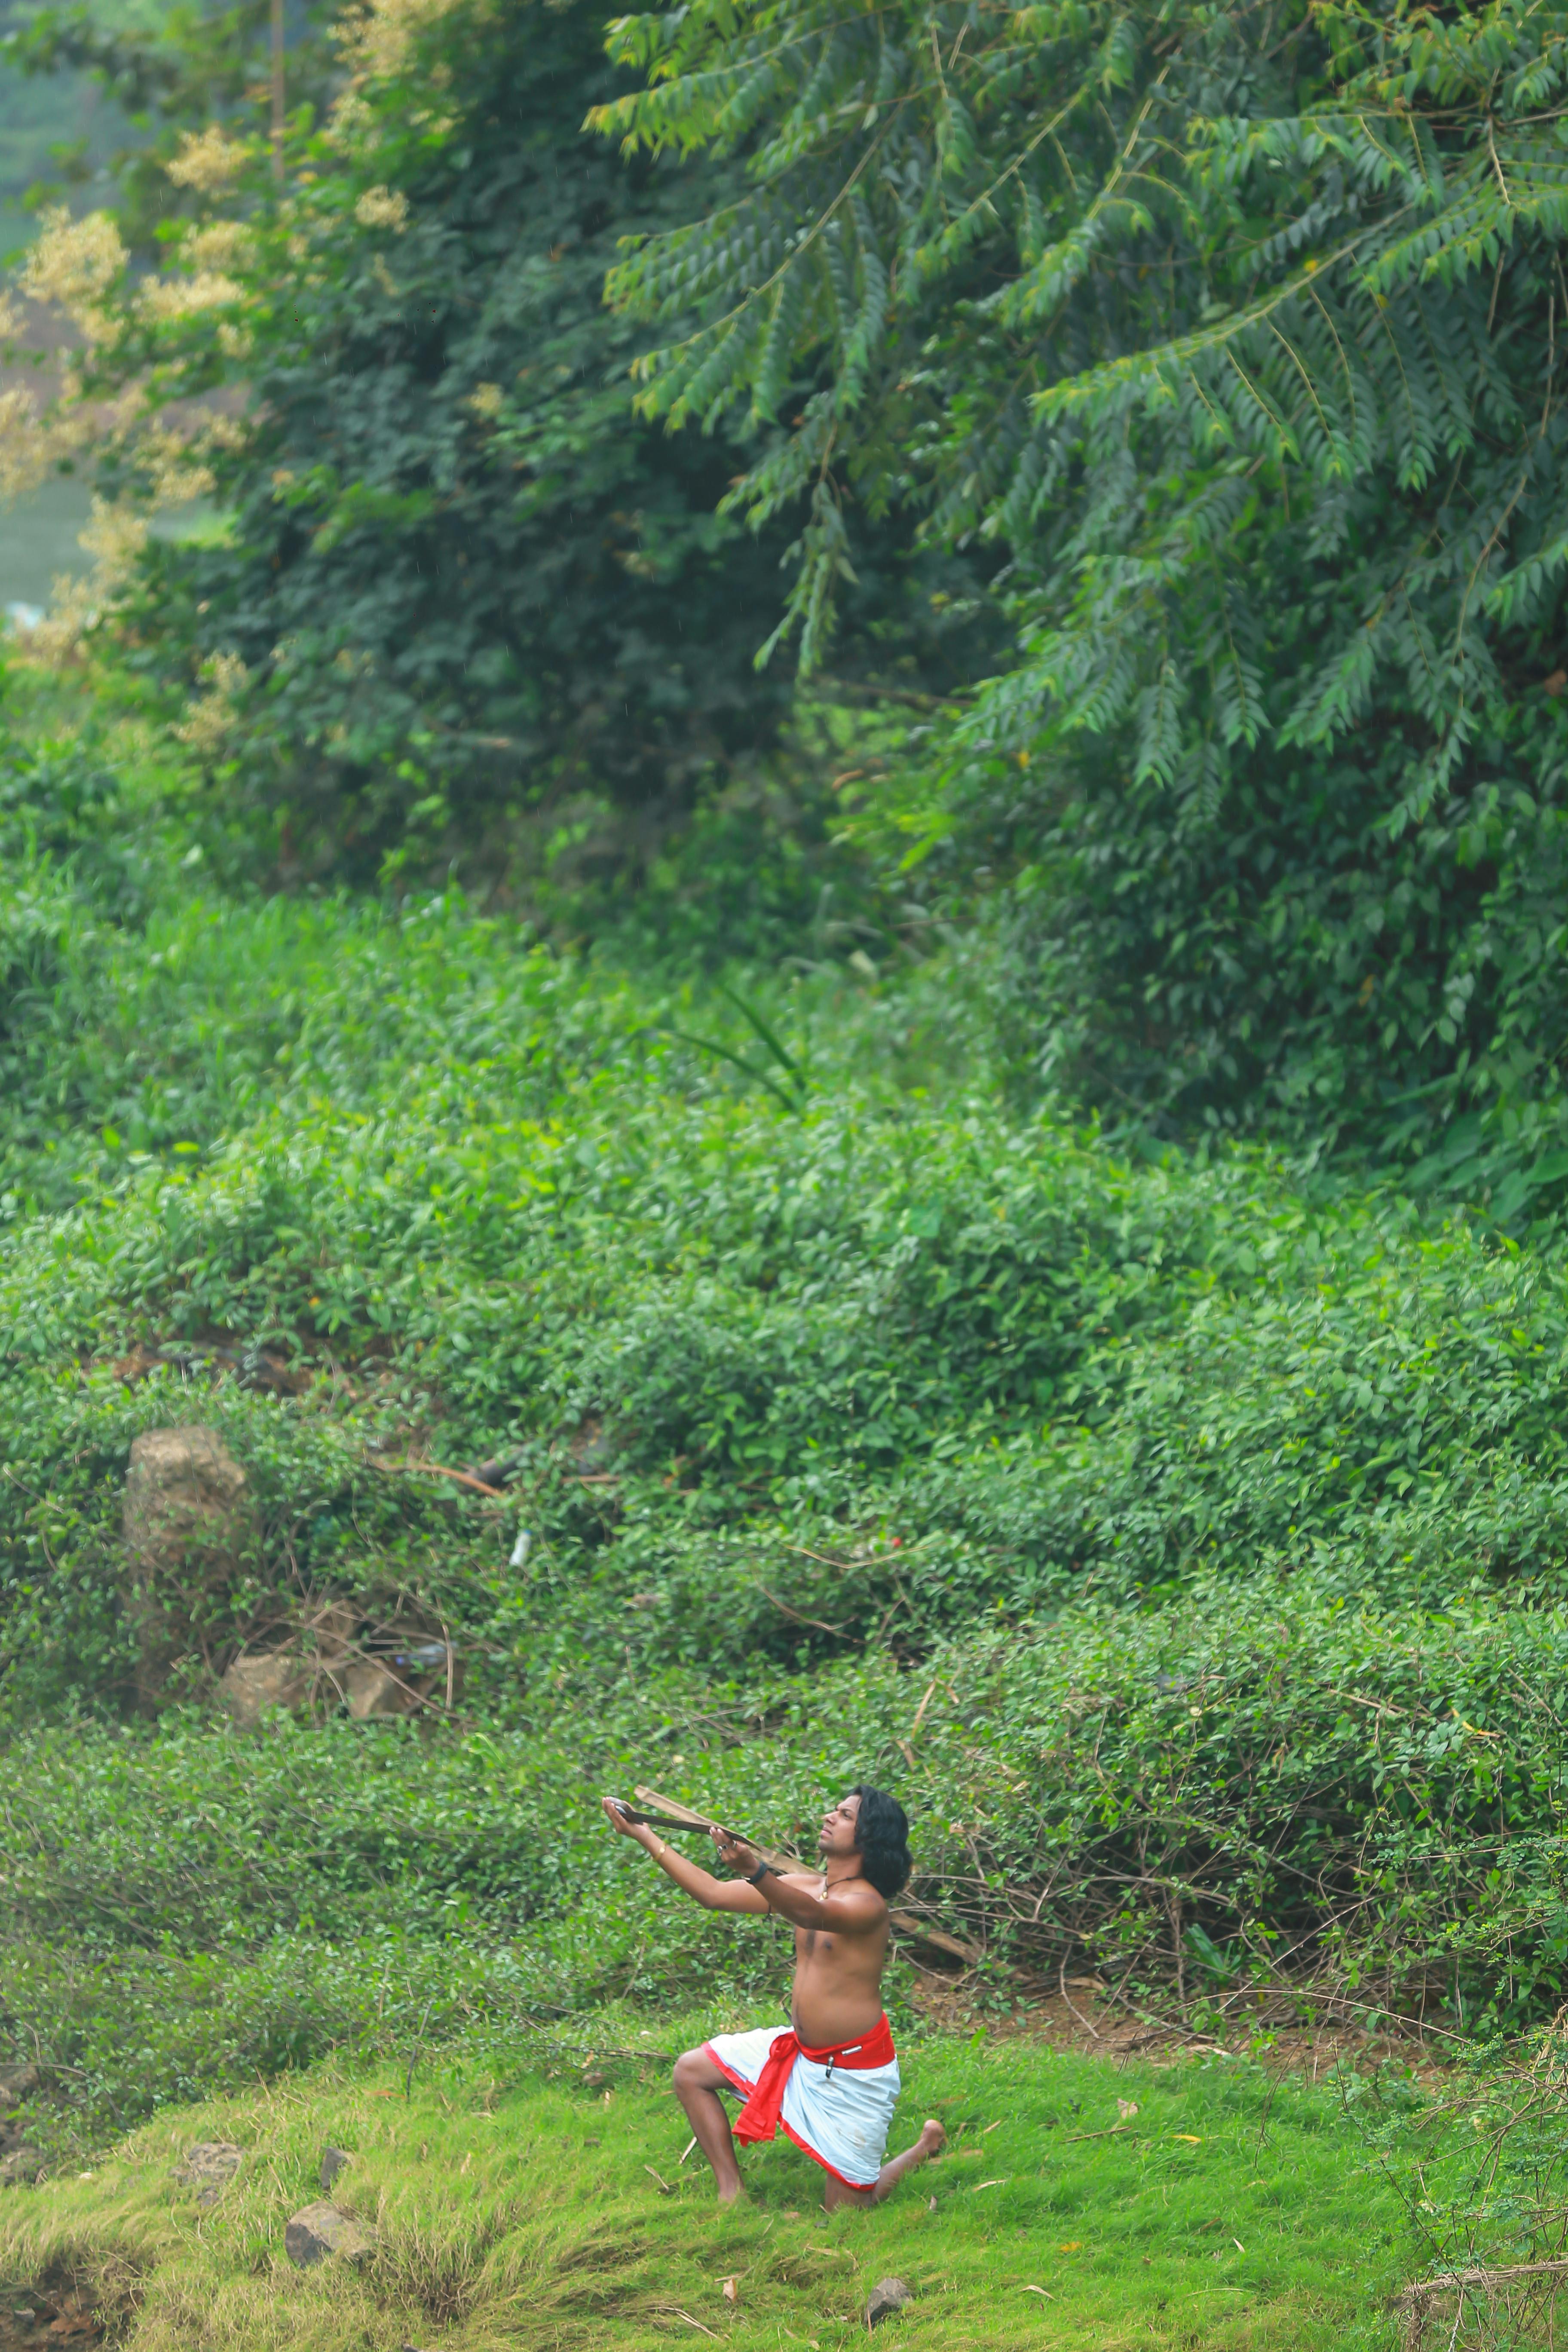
[747,1860,772,1885]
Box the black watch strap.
[747,1861,772,1885]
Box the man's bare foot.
[715,2180,747,2206]
[852,2115,948,2206]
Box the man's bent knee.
[672,2045,714,2096]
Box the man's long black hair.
[851,1785,912,1898]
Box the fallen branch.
[753,1581,848,1636]
[1393,2257,1568,2347]
[891,1914,986,1966]
[1395,2260,1568,2307]
[1059,1959,1102,2041]
[373,1459,505,1499]
[908,1678,939,1739]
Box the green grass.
[0,2028,1412,2351]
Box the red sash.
[732,2013,896,2144]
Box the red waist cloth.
[732,2012,896,2145]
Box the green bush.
[6,1004,1568,1675]
[7,1580,1568,2137]
[5,741,1568,2132]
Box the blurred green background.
[0,0,151,607]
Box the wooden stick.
[891,1914,984,1964]
[623,1785,985,1962]
[629,1785,797,1873]
[375,1459,505,1499]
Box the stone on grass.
[284,2201,377,2268]
[866,2277,912,2328]
[320,2146,353,2191]
[123,1427,254,1578]
[173,2142,243,2205]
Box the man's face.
[818,1792,861,1860]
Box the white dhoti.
[704,2015,901,2190]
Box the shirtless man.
[602,1785,945,2207]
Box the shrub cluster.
[4,760,1568,2133]
[6,1583,1568,2135]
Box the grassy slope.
[0,2032,1409,2352]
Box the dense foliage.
[21,0,1568,1183]
[10,0,1568,2179]
[594,0,1568,1197]
[6,1587,1565,2135]
[2,0,339,250]
[108,0,809,887]
[28,0,1003,909]
[3,687,1568,2135]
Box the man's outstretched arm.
[601,1796,770,1911]
[713,1831,886,1935]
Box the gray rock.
[0,2145,45,2185]
[122,1427,258,1706]
[866,2277,913,2329]
[173,2141,243,2200]
[284,2201,377,2268]
[320,2145,353,2191]
[344,1661,420,1719]
[221,1651,307,1729]
[123,1427,254,1574]
[0,2063,38,2112]
[223,1601,364,1727]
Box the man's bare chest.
[794,1920,883,1971]
[795,1879,833,1961]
